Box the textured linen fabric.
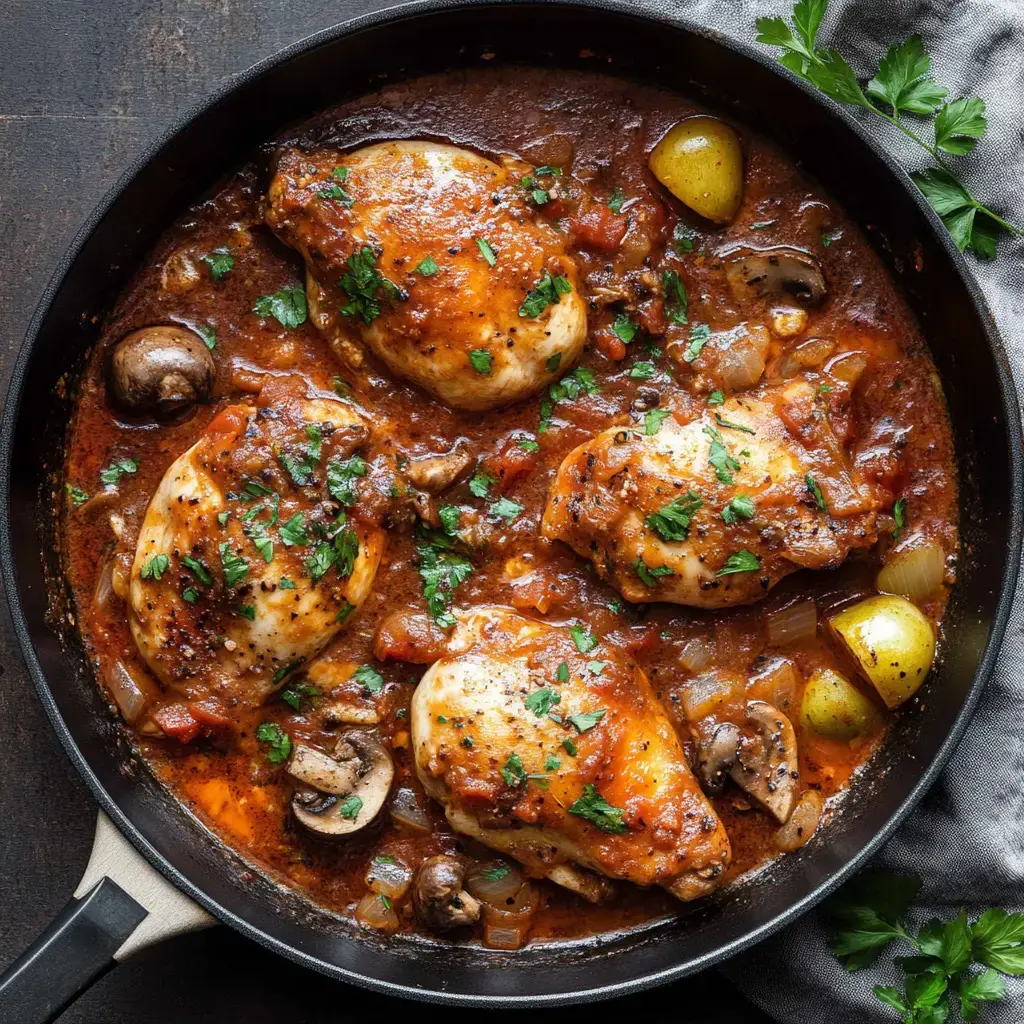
[644,1,1024,1020]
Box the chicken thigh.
[411,606,731,902]
[265,141,587,411]
[129,378,384,706]
[541,377,881,608]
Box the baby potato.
[648,115,743,225]
[801,667,880,740]
[828,595,936,709]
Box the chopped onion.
[365,857,413,899]
[747,656,800,715]
[876,543,945,604]
[792,335,835,368]
[763,599,817,647]
[94,556,115,611]
[483,919,530,950]
[480,883,538,949]
[105,660,149,725]
[679,636,713,673]
[389,787,431,834]
[355,891,400,933]
[775,790,823,852]
[717,325,769,391]
[466,862,524,907]
[680,673,740,721]
[824,351,868,384]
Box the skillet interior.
[1,0,1020,1005]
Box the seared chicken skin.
[411,607,731,902]
[129,378,384,705]
[265,141,587,411]
[542,377,881,608]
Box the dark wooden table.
[0,1,774,1019]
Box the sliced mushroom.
[413,855,482,931]
[403,446,473,494]
[108,325,215,416]
[287,730,394,837]
[544,863,615,904]
[729,700,798,824]
[724,246,827,307]
[697,721,742,795]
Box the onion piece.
[680,673,740,721]
[775,790,823,852]
[763,599,817,647]
[483,920,530,951]
[876,543,945,604]
[355,891,400,933]
[94,556,115,611]
[824,350,868,384]
[679,636,713,673]
[105,660,149,725]
[389,787,431,834]
[466,862,524,907]
[717,325,769,391]
[480,883,538,949]
[365,856,413,899]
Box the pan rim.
[1,0,1021,1007]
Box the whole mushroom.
[413,854,481,932]
[108,325,216,416]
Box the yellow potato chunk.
[648,115,743,225]
[828,596,936,709]
[801,668,880,740]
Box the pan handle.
[0,810,214,1024]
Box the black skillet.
[1,1,1021,1020]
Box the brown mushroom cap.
[729,700,799,823]
[287,730,394,838]
[108,325,215,416]
[724,246,827,306]
[403,446,473,494]
[413,855,482,931]
[697,721,742,796]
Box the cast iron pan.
[1,1,1021,1020]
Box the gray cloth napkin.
[646,0,1024,1019]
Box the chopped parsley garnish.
[476,238,497,267]
[201,248,234,282]
[490,496,523,522]
[255,721,291,763]
[336,601,355,623]
[182,555,213,586]
[546,352,562,374]
[704,426,740,484]
[237,604,256,621]
[482,864,512,881]
[645,491,703,541]
[550,366,599,402]
[544,754,562,771]
[645,408,670,435]
[562,738,578,756]
[99,457,138,487]
[281,681,319,711]
[469,349,493,375]
[197,324,216,350]
[242,493,280,563]
[279,513,310,547]
[568,783,626,833]
[673,224,697,252]
[501,753,528,787]
[304,542,336,583]
[893,496,908,541]
[556,662,570,682]
[416,530,473,628]
[717,550,761,576]
[253,284,307,329]
[714,412,756,435]
[635,559,675,587]
[569,710,606,733]
[608,186,627,214]
[217,511,231,527]
[415,256,439,276]
[182,587,199,604]
[683,323,712,363]
[534,165,562,177]
[806,474,827,512]
[722,495,756,523]
[272,662,302,686]
[333,527,359,578]
[461,736,474,748]
[468,469,496,499]
[518,437,540,453]
[525,688,561,717]
[587,661,606,676]
[519,271,573,319]
[318,181,355,206]
[663,270,688,325]
[629,361,657,380]
[708,390,726,406]
[339,795,363,820]
[353,664,384,694]
[326,454,367,507]
[612,312,637,343]
[141,554,169,581]
[438,505,461,536]
[331,166,349,182]
[66,484,90,506]
[821,229,842,248]
[570,623,597,654]
[339,246,401,325]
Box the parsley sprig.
[830,870,1024,1022]
[756,0,1021,256]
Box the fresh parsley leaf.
[608,186,627,214]
[279,513,310,547]
[197,324,216,350]
[255,721,291,764]
[629,361,657,380]
[525,688,561,717]
[279,577,296,589]
[569,624,597,654]
[934,96,987,155]
[544,754,562,772]
[714,411,756,435]
[645,408,670,435]
[140,554,169,581]
[567,783,626,833]
[327,454,367,507]
[182,587,199,604]
[519,271,572,318]
[339,246,401,325]
[556,662,569,682]
[415,255,439,276]
[717,550,760,576]
[482,864,512,881]
[182,555,213,586]
[318,181,355,206]
[533,165,562,177]
[339,795,363,820]
[353,664,384,694]
[707,390,726,406]
[281,682,319,711]
[546,352,562,374]
[518,436,540,453]
[416,532,473,628]
[201,248,234,281]
[253,284,307,329]
[66,484,90,506]
[469,349,493,375]
[476,238,497,266]
[893,496,908,541]
[501,752,528,787]
[333,527,359,579]
[635,559,674,587]
[829,869,921,969]
[866,35,947,116]
[612,312,637,343]
[469,469,496,499]
[304,541,337,583]
[674,223,697,252]
[806,474,827,511]
[489,496,523,522]
[438,505,461,536]
[972,908,1024,975]
[336,601,355,623]
[722,495,756,523]
[550,366,599,403]
[663,269,688,324]
[704,425,740,484]
[562,738,578,756]
[237,603,256,621]
[99,457,138,487]
[956,969,1006,1019]
[645,491,703,542]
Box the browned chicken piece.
[265,141,587,411]
[541,377,882,609]
[410,606,732,902]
